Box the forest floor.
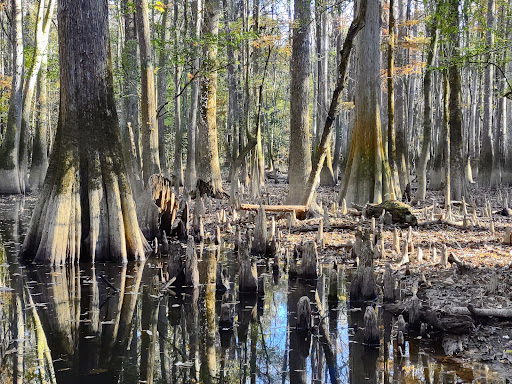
[195,178,512,377]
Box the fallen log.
[448,305,512,319]
[365,200,417,226]
[383,303,475,335]
[240,203,308,216]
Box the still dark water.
[0,195,503,383]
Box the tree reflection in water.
[0,195,504,383]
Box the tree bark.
[120,0,143,197]
[416,4,439,201]
[387,0,401,198]
[286,0,312,204]
[339,0,395,206]
[135,0,161,184]
[185,0,200,192]
[22,0,56,192]
[0,0,24,194]
[196,0,224,197]
[28,53,50,190]
[447,0,466,200]
[156,0,172,177]
[478,0,495,187]
[21,0,148,265]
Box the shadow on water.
[0,195,505,383]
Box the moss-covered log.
[365,200,417,226]
[21,0,148,265]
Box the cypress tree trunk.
[21,0,148,265]
[120,0,143,197]
[387,0,401,198]
[447,0,466,200]
[185,0,200,192]
[156,0,172,177]
[172,1,184,187]
[0,0,24,194]
[23,0,56,192]
[196,0,224,197]
[478,0,495,187]
[416,6,439,201]
[28,54,50,190]
[135,0,161,184]
[287,0,312,204]
[339,0,395,206]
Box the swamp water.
[0,195,503,383]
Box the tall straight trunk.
[21,0,148,265]
[0,0,24,194]
[443,70,451,211]
[416,6,439,201]
[172,1,184,186]
[22,0,56,192]
[196,0,224,197]
[135,0,161,184]
[387,0,401,198]
[447,0,466,200]
[28,53,50,190]
[251,0,265,193]
[120,0,143,197]
[286,0,312,204]
[478,0,495,187]
[185,0,200,191]
[157,0,172,176]
[223,0,240,179]
[339,0,394,206]
[317,4,335,187]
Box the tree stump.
[239,247,257,293]
[503,227,512,245]
[440,244,447,268]
[328,261,338,302]
[383,263,395,302]
[297,296,312,331]
[409,294,421,330]
[363,306,379,345]
[392,228,400,254]
[184,236,199,288]
[317,221,324,248]
[350,231,377,302]
[216,264,230,292]
[251,205,267,255]
[161,231,169,255]
[219,303,234,329]
[298,241,318,280]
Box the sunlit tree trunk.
[120,0,143,197]
[416,4,439,201]
[196,0,224,197]
[387,0,401,198]
[156,0,172,178]
[447,0,466,200]
[28,54,50,190]
[185,0,200,192]
[0,0,24,194]
[23,0,56,192]
[172,1,184,186]
[286,0,312,204]
[478,0,495,187]
[316,4,335,187]
[21,0,148,265]
[135,0,161,184]
[339,0,395,206]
